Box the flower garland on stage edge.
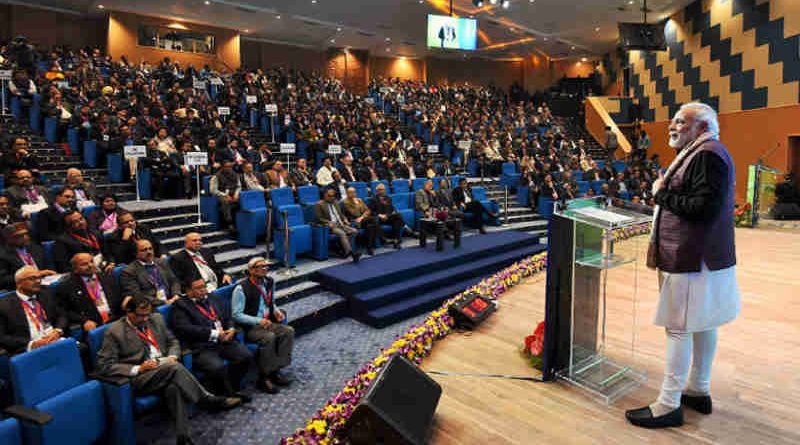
[281,252,548,445]
[282,222,651,445]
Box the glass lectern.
[542,197,653,404]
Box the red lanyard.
[134,326,160,352]
[17,249,35,266]
[250,278,272,311]
[19,298,48,331]
[191,255,209,267]
[194,300,218,321]
[71,232,100,250]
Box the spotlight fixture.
[489,0,498,4]
[311,0,317,3]
[97,4,104,8]
[595,26,600,32]
[473,0,483,6]
[501,0,510,9]
[276,15,281,19]
[419,0,424,3]
[385,37,391,41]
[385,47,391,52]
[204,0,210,4]
[243,29,249,33]
[337,27,342,32]
[581,57,588,62]
[571,45,576,50]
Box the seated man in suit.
[232,257,294,394]
[96,295,242,445]
[289,158,314,187]
[35,185,75,242]
[64,168,97,210]
[169,232,232,293]
[209,160,242,230]
[314,188,360,263]
[453,178,497,234]
[53,210,115,273]
[121,240,181,306]
[368,183,416,249]
[172,278,253,398]
[0,194,23,230]
[57,253,120,334]
[106,211,163,265]
[0,265,67,356]
[265,160,291,189]
[414,180,436,219]
[0,223,51,290]
[342,186,378,256]
[6,169,50,218]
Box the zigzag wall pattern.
[627,0,799,121]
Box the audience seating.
[67,128,80,156]
[10,339,106,445]
[270,187,294,212]
[390,193,416,228]
[107,154,124,183]
[538,197,555,219]
[411,178,427,192]
[297,185,321,207]
[82,141,98,169]
[236,190,268,247]
[471,187,501,226]
[516,186,530,207]
[273,204,329,266]
[391,179,409,194]
[370,180,389,197]
[43,118,57,144]
[590,180,605,195]
[499,163,521,190]
[577,181,590,195]
[346,182,369,201]
[572,171,583,181]
[0,418,22,445]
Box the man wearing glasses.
[0,266,67,356]
[232,257,294,394]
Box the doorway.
[789,136,800,177]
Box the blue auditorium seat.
[67,128,80,156]
[297,185,321,207]
[370,180,390,197]
[391,179,409,194]
[577,180,589,195]
[346,182,369,200]
[107,154,124,183]
[472,186,500,225]
[274,204,329,266]
[270,187,294,211]
[572,170,583,181]
[467,159,478,177]
[612,160,625,173]
[386,193,415,229]
[431,176,445,190]
[83,141,97,168]
[411,178,427,192]
[42,241,55,270]
[29,95,41,132]
[450,175,463,189]
[43,117,57,143]
[499,162,520,189]
[538,197,555,219]
[590,180,606,195]
[516,186,530,207]
[0,418,21,445]
[10,96,21,118]
[236,190,268,247]
[10,339,106,445]
[137,168,152,199]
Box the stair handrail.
[585,96,633,159]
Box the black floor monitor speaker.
[344,355,442,445]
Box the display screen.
[427,14,478,51]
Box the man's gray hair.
[247,257,268,269]
[679,102,719,136]
[15,265,39,283]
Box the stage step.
[284,291,347,336]
[351,243,545,314]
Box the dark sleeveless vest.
[240,277,276,322]
[655,140,736,273]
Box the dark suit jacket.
[35,205,69,242]
[452,186,476,208]
[56,272,121,327]
[96,313,181,378]
[120,259,182,304]
[171,297,233,350]
[52,230,109,273]
[314,200,349,226]
[6,185,50,208]
[0,291,69,355]
[0,244,46,290]
[368,195,398,216]
[168,248,225,286]
[86,208,122,234]
[106,224,162,265]
[414,189,435,212]
[69,181,98,204]
[340,165,359,183]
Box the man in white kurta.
[626,102,740,428]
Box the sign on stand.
[280,143,296,174]
[185,152,209,223]
[264,104,278,115]
[218,106,230,116]
[458,140,472,150]
[246,95,257,104]
[193,80,206,91]
[124,145,147,201]
[327,144,342,155]
[0,70,12,80]
[427,144,440,154]
[0,70,12,116]
[209,77,224,86]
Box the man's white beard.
[668,130,698,149]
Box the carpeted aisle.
[140,313,429,445]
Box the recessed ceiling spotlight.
[385,37,391,41]
[581,57,588,62]
[97,4,104,8]
[595,26,600,32]
[529,0,534,2]
[243,29,249,33]
[419,0,424,3]
[571,45,576,50]
[276,15,281,19]
[399,56,407,60]
[204,0,210,4]
[337,27,342,32]
[311,0,317,3]
[628,0,634,4]
[543,37,548,41]
[386,47,391,52]
[501,0,510,8]
[489,0,498,4]
[473,0,483,6]
[330,39,335,43]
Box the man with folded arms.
[121,240,181,306]
[232,257,294,394]
[57,253,120,334]
[172,278,253,399]
[97,295,241,445]
[0,266,66,356]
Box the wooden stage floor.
[421,228,800,445]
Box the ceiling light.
[489,0,498,4]
[204,0,210,4]
[311,0,317,3]
[97,4,104,8]
[337,27,342,32]
[581,57,587,62]
[501,0,510,8]
[330,39,335,43]
[529,0,534,2]
[595,26,600,32]
[243,29,249,33]
[473,0,483,6]
[385,37,391,41]
[419,0,424,3]
[399,56,407,60]
[543,37,548,41]
[628,0,634,4]
[276,15,281,19]
[571,45,576,50]
[386,47,391,52]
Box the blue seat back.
[472,187,487,201]
[411,178,427,192]
[277,204,305,227]
[270,187,294,208]
[432,176,446,190]
[44,117,58,143]
[42,241,55,270]
[202,175,211,193]
[612,160,625,173]
[10,339,85,406]
[577,181,589,195]
[81,205,98,218]
[297,185,320,206]
[391,193,412,210]
[590,180,606,194]
[391,179,409,193]
[209,282,238,319]
[501,162,517,175]
[0,418,20,445]
[370,180,390,196]
[87,324,109,367]
[346,182,369,200]
[572,170,583,181]
[450,175,463,189]
[239,190,266,210]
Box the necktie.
[26,188,39,202]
